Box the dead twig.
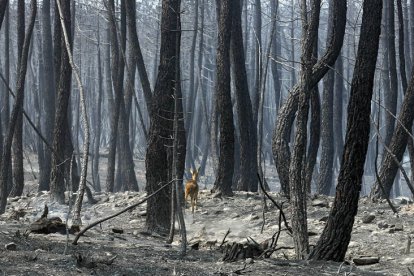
[257,173,292,234]
[72,179,175,245]
[408,267,414,276]
[219,228,231,249]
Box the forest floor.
[0,156,413,275]
[0,188,413,275]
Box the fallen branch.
[72,180,175,245]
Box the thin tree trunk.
[10,0,26,198]
[0,0,37,213]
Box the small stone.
[249,214,260,221]
[311,199,328,208]
[362,214,375,224]
[353,256,380,265]
[214,210,223,215]
[132,230,139,236]
[245,258,254,264]
[377,221,389,229]
[5,242,16,251]
[394,224,404,232]
[401,257,414,265]
[388,228,395,234]
[112,228,124,234]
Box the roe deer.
[185,167,200,214]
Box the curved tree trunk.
[308,0,382,261]
[271,0,347,197]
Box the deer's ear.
[190,168,194,174]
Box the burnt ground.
[0,189,413,276]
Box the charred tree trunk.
[272,0,346,197]
[10,0,26,198]
[211,0,234,197]
[231,0,257,192]
[145,0,182,234]
[288,0,320,259]
[308,0,382,261]
[38,0,55,192]
[0,0,37,213]
[333,54,344,169]
[105,0,125,192]
[318,0,335,195]
[0,0,8,29]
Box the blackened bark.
[397,0,414,192]
[272,0,346,197]
[145,0,181,234]
[1,4,9,134]
[231,0,257,192]
[252,0,262,127]
[105,0,125,192]
[318,0,335,195]
[270,0,281,113]
[384,0,398,149]
[125,0,152,112]
[38,0,55,191]
[306,86,320,193]
[0,0,7,29]
[288,0,320,259]
[0,0,37,213]
[10,0,25,197]
[308,0,382,261]
[333,54,344,169]
[211,0,234,197]
[50,0,72,204]
[92,22,103,192]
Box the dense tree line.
[0,0,413,262]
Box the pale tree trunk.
[309,0,382,261]
[55,0,90,226]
